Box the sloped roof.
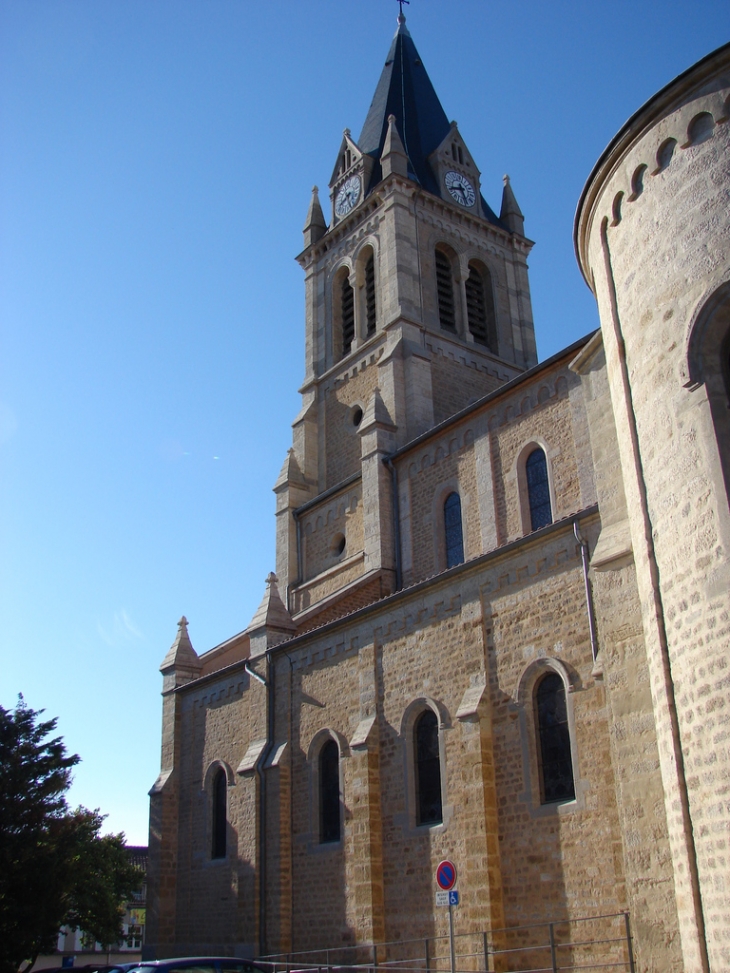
[358,16,501,226]
[358,16,450,197]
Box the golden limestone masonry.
[145,15,730,973]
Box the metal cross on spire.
[397,0,410,20]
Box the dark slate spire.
[358,13,450,196]
[500,174,525,235]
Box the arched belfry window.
[435,250,456,332]
[319,739,341,843]
[365,253,376,338]
[526,448,552,530]
[211,767,227,859]
[444,492,464,568]
[536,674,575,804]
[341,273,355,356]
[465,262,498,352]
[415,709,442,825]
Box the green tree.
[0,698,143,973]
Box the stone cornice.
[574,41,730,286]
[173,504,600,694]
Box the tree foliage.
[0,698,143,973]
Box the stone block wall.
[323,356,382,489]
[398,354,593,588]
[154,504,684,969]
[576,46,730,972]
[428,347,509,425]
[300,483,364,582]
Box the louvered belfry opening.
[466,263,497,352]
[365,253,376,337]
[435,250,456,332]
[341,273,355,355]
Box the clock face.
[444,170,476,207]
[335,175,361,218]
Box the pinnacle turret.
[500,174,525,236]
[381,114,409,179]
[303,186,327,248]
[246,572,296,657]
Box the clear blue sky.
[1,0,728,845]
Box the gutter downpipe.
[573,520,599,666]
[245,654,274,956]
[385,456,402,591]
[293,508,303,591]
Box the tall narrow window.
[415,710,442,825]
[435,250,456,332]
[212,768,227,859]
[341,274,355,355]
[444,492,464,568]
[465,263,498,352]
[365,253,376,337]
[536,674,575,803]
[319,739,341,843]
[526,448,552,530]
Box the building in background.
[31,847,148,971]
[145,15,730,973]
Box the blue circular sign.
[436,859,457,891]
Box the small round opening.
[331,533,346,557]
[351,406,363,427]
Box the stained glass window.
[444,492,464,568]
[526,448,552,530]
[415,710,442,825]
[536,674,575,803]
[320,739,341,843]
[212,768,227,859]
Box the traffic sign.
[435,890,450,907]
[449,890,459,906]
[436,859,457,890]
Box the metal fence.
[259,911,635,973]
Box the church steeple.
[355,14,502,226]
[285,13,538,598]
[358,14,450,197]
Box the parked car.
[125,959,269,973]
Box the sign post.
[435,861,458,973]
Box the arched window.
[435,250,456,332]
[687,111,714,145]
[535,674,575,804]
[365,253,376,337]
[211,767,227,859]
[319,739,341,843]
[655,137,676,173]
[526,448,552,530]
[465,262,497,351]
[341,273,355,355]
[629,164,647,200]
[686,281,730,504]
[415,710,442,825]
[444,492,464,568]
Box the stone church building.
[145,16,730,973]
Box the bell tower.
[275,12,537,624]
